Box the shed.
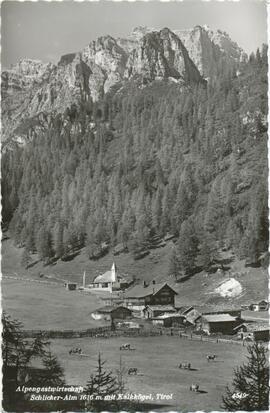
[184,309,201,325]
[65,282,77,291]
[199,314,242,335]
[91,305,132,321]
[152,313,186,328]
[202,308,241,318]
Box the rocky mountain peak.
[9,58,51,78]
[129,26,155,40]
[124,27,202,84]
[174,25,246,77]
[2,25,246,148]
[208,28,247,61]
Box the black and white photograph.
[1,0,269,412]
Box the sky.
[1,0,268,69]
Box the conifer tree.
[54,222,65,258]
[176,218,199,276]
[21,248,32,269]
[36,227,54,262]
[168,247,180,280]
[40,351,65,386]
[85,353,119,411]
[2,313,50,411]
[222,343,269,411]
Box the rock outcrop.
[1,25,246,148]
[174,25,247,77]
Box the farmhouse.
[87,263,129,293]
[91,305,132,321]
[124,282,178,311]
[249,300,269,312]
[234,322,270,342]
[198,314,242,335]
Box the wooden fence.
[20,326,244,344]
[20,326,111,339]
[178,333,244,345]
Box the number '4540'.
[232,392,248,400]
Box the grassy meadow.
[49,335,250,412]
[2,278,106,330]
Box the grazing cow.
[128,368,138,375]
[120,343,131,350]
[69,347,82,355]
[179,362,191,370]
[206,354,217,362]
[190,383,199,392]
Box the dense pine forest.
[2,45,268,277]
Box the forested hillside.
[2,42,268,278]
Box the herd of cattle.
[68,342,218,393]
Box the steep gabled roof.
[185,309,201,324]
[125,282,178,298]
[94,305,131,314]
[154,313,185,320]
[181,306,194,315]
[202,314,237,323]
[144,305,176,312]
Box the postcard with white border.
[1,0,269,412]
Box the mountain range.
[2,25,246,149]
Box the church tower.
[111,262,117,283]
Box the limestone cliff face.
[124,28,202,83]
[174,25,247,77]
[1,25,245,148]
[1,55,92,145]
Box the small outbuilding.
[152,313,186,328]
[65,282,77,291]
[202,308,242,318]
[91,305,132,321]
[198,314,242,335]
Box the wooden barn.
[143,305,176,319]
[198,314,242,335]
[152,313,186,327]
[124,282,178,311]
[202,308,242,318]
[180,307,201,325]
[91,305,132,321]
